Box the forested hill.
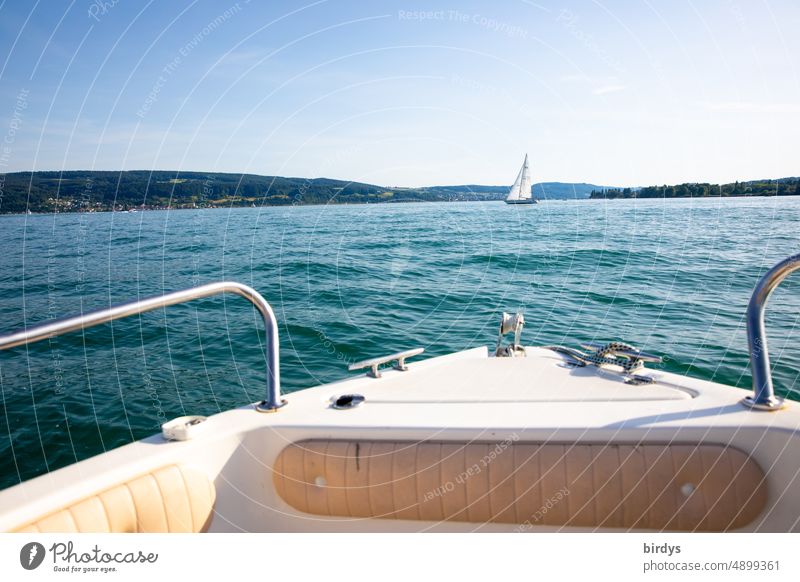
[0,171,606,213]
[0,171,423,213]
[590,178,800,199]
[4,170,795,213]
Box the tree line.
[590,178,800,199]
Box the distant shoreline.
[2,169,797,214]
[0,170,604,213]
[590,179,799,200]
[0,198,500,216]
[3,193,800,217]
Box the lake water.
[1,197,799,489]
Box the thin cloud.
[704,101,800,114]
[559,74,592,83]
[217,49,269,65]
[592,85,626,95]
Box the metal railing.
[743,252,800,411]
[0,282,287,412]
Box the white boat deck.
[2,345,799,532]
[265,346,792,434]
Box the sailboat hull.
[505,198,537,204]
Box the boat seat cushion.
[13,465,215,533]
[273,440,767,531]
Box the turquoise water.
[1,198,799,490]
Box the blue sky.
[0,0,798,187]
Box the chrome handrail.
[743,252,800,411]
[0,282,287,412]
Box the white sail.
[506,154,534,203]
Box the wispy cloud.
[216,49,268,66]
[704,101,800,114]
[520,0,552,12]
[592,85,626,95]
[559,74,592,83]
[559,75,627,97]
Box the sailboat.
[505,153,537,204]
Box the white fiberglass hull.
[1,345,798,533]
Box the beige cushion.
[273,441,767,531]
[14,465,215,533]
